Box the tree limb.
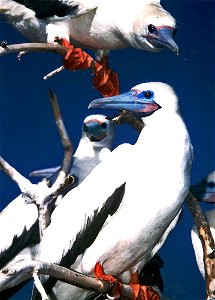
[112,110,145,133]
[0,90,73,236]
[186,192,215,299]
[0,259,133,299]
[0,42,68,57]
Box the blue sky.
[0,1,214,299]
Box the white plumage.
[0,114,114,295]
[30,114,115,185]
[0,0,178,60]
[36,82,193,299]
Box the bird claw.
[94,262,122,299]
[92,59,120,97]
[129,272,160,300]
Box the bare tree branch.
[0,259,134,299]
[186,192,215,299]
[112,110,145,133]
[0,90,73,236]
[0,42,68,57]
[0,156,32,194]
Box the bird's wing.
[0,195,39,269]
[14,0,99,19]
[37,143,132,300]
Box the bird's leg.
[129,272,160,300]
[55,38,120,97]
[58,38,94,70]
[92,55,120,97]
[94,262,122,299]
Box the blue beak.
[88,90,160,116]
[148,26,179,54]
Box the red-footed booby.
[0,114,114,297]
[34,82,193,300]
[30,114,115,186]
[0,1,178,96]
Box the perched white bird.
[0,0,178,96]
[35,82,193,300]
[191,209,215,279]
[191,170,215,203]
[0,114,114,296]
[30,114,115,186]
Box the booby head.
[191,171,215,203]
[131,2,178,53]
[82,114,115,146]
[89,82,180,119]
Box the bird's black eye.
[101,122,107,129]
[148,24,156,34]
[208,181,215,188]
[137,90,154,100]
[144,90,154,99]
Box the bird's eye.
[208,181,215,188]
[144,90,154,99]
[137,90,154,100]
[148,24,156,34]
[101,122,107,129]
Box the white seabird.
[0,0,178,96]
[30,114,115,186]
[35,82,193,300]
[0,114,114,296]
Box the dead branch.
[0,42,68,57]
[0,259,133,299]
[112,110,145,133]
[0,156,33,194]
[0,91,73,236]
[186,192,215,299]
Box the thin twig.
[43,66,65,80]
[47,89,73,197]
[0,156,32,193]
[33,272,48,300]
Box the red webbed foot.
[92,55,120,97]
[59,38,93,70]
[129,272,160,300]
[94,262,122,299]
[56,38,120,97]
